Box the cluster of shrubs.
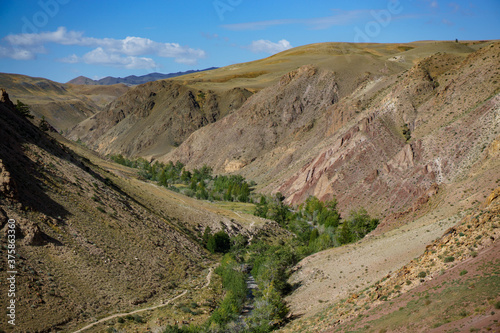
[109,155,254,202]
[255,194,379,255]
[202,227,231,254]
[164,234,292,332]
[177,193,378,332]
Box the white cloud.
[4,27,84,46]
[0,27,206,67]
[82,47,159,69]
[0,44,47,60]
[0,46,35,60]
[247,39,292,54]
[59,54,79,63]
[430,1,438,8]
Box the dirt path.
[197,267,214,289]
[73,267,215,332]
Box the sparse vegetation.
[402,123,411,141]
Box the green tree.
[15,100,34,119]
[202,226,212,246]
[348,208,379,240]
[246,282,289,331]
[207,231,231,253]
[338,222,353,245]
[181,169,192,182]
[268,192,289,226]
[189,178,197,190]
[309,228,319,245]
[158,170,168,187]
[314,233,333,252]
[224,184,233,201]
[254,195,268,218]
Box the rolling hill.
[0,73,129,132]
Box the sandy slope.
[286,212,460,317]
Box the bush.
[180,306,193,314]
[417,271,427,278]
[206,231,231,253]
[132,315,144,323]
[459,270,468,276]
[183,189,195,197]
[444,256,455,263]
[402,123,411,141]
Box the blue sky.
[0,0,498,83]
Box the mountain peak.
[66,76,98,85]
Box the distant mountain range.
[67,67,218,86]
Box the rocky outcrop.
[20,220,46,246]
[0,91,19,201]
[0,88,15,109]
[0,159,18,200]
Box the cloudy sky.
[0,0,498,83]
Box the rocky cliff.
[278,42,500,218]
